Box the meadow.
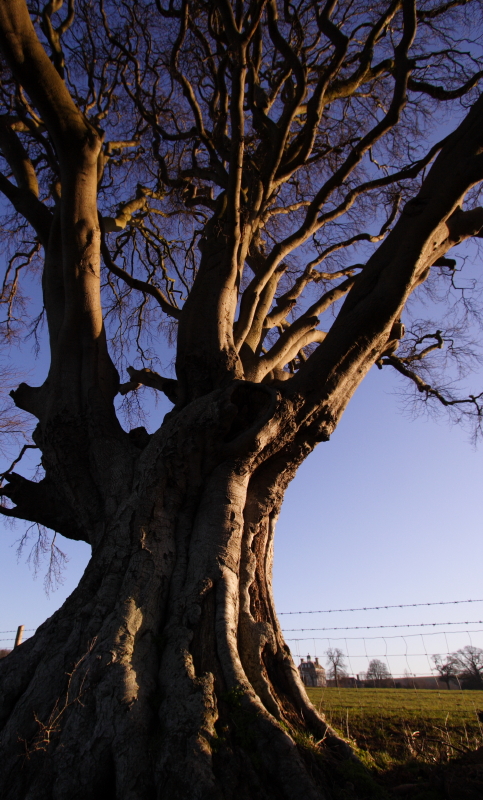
[306,687,483,798]
[307,687,483,759]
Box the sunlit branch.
[270,0,352,182]
[40,0,76,79]
[254,322,326,381]
[236,9,430,351]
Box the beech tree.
[365,658,391,686]
[1,0,483,797]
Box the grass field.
[302,688,483,797]
[306,687,483,763]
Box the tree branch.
[407,71,483,101]
[381,354,483,416]
[235,1,420,349]
[100,221,181,320]
[0,0,97,156]
[0,473,88,542]
[253,323,326,382]
[119,367,178,404]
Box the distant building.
[298,654,326,687]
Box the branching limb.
[256,195,399,339]
[263,266,358,331]
[100,222,181,321]
[252,274,355,374]
[101,185,170,232]
[119,367,178,404]
[290,92,483,423]
[0,116,52,244]
[263,0,309,188]
[242,201,397,348]
[0,0,96,155]
[381,354,483,416]
[0,173,51,248]
[40,0,76,79]
[407,71,483,101]
[0,473,88,542]
[395,330,445,365]
[256,328,327,382]
[308,195,401,271]
[416,1,470,21]
[270,0,350,183]
[236,78,437,351]
[0,443,37,487]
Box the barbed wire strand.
[286,627,483,641]
[283,620,483,632]
[279,599,483,615]
[0,629,35,634]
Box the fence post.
[14,625,24,647]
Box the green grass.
[306,687,483,768]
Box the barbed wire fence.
[279,598,483,615]
[277,598,483,679]
[278,598,483,748]
[2,598,483,685]
[2,602,482,760]
[0,626,35,650]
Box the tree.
[432,653,458,690]
[452,646,483,689]
[325,648,347,688]
[365,659,391,686]
[0,0,483,796]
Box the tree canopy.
[0,0,483,439]
[434,645,483,689]
[365,658,391,684]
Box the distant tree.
[432,653,458,690]
[452,646,483,689]
[325,648,347,688]
[365,659,391,686]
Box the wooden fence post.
[14,625,24,647]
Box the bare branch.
[100,221,181,321]
[381,353,483,420]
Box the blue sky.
[274,364,483,679]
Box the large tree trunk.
[0,386,352,800]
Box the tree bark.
[0,386,352,800]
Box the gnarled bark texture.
[0,385,354,800]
